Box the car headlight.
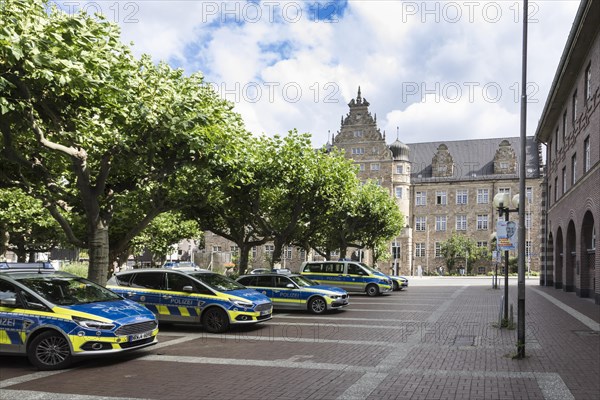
[230,299,254,308]
[73,316,115,330]
[328,294,341,299]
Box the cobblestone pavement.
[1,277,598,400]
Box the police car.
[236,273,349,314]
[107,269,272,333]
[0,267,158,370]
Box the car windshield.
[17,275,121,305]
[360,263,382,274]
[189,273,245,292]
[289,275,317,287]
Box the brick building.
[534,0,599,303]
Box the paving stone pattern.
[1,278,598,400]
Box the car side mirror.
[286,283,295,289]
[0,297,17,307]
[182,286,194,292]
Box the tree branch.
[46,203,85,248]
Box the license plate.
[129,331,153,342]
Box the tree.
[0,188,66,261]
[440,232,483,273]
[129,211,202,266]
[352,181,404,264]
[185,134,272,275]
[0,0,243,284]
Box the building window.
[525,212,532,229]
[395,187,403,198]
[283,246,292,259]
[435,216,447,231]
[396,165,404,174]
[359,163,365,171]
[252,246,257,258]
[585,62,592,102]
[415,243,426,257]
[554,177,558,201]
[456,190,468,205]
[436,191,447,205]
[212,246,222,252]
[571,153,577,185]
[526,241,532,259]
[353,130,363,137]
[371,163,380,171]
[572,90,578,126]
[265,245,274,256]
[352,147,365,155]
[415,216,426,231]
[456,215,467,231]
[435,242,442,258]
[498,187,511,195]
[562,111,567,143]
[549,185,552,206]
[477,189,489,204]
[478,266,486,274]
[230,246,239,255]
[555,127,559,153]
[526,187,533,204]
[584,136,590,173]
[299,248,306,261]
[477,215,489,230]
[477,241,488,248]
[562,167,567,194]
[416,191,427,206]
[548,140,552,166]
[592,226,596,250]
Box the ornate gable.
[493,140,517,174]
[432,144,454,177]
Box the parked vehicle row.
[0,260,407,370]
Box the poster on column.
[496,220,518,251]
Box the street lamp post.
[493,192,519,325]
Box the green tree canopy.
[0,0,244,284]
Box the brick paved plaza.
[1,277,598,400]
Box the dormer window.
[493,140,516,174]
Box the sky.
[54,0,582,147]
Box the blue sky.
[56,1,581,147]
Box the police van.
[0,268,158,370]
[300,261,393,296]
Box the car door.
[345,262,368,292]
[125,272,166,320]
[0,279,28,353]
[272,276,302,309]
[251,275,274,302]
[163,272,205,324]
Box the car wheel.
[392,281,399,291]
[28,331,73,370]
[366,284,379,297]
[308,297,327,314]
[202,307,230,333]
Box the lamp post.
[493,192,519,325]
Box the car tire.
[366,284,379,297]
[27,331,73,370]
[392,281,399,291]
[308,297,327,314]
[202,307,230,333]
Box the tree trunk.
[238,245,251,275]
[16,244,27,262]
[87,221,110,285]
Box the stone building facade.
[534,0,599,303]
[329,89,544,277]
[200,88,545,276]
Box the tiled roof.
[407,136,541,182]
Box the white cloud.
[73,0,582,147]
